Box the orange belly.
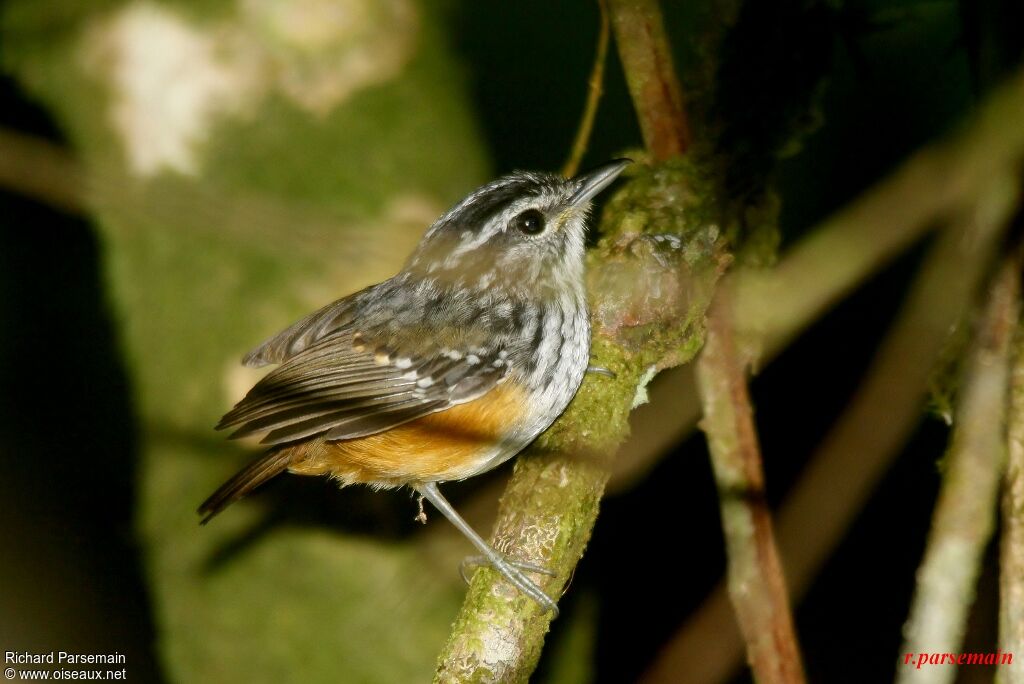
[285,381,529,486]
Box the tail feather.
[198,448,294,524]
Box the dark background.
[1,0,1021,681]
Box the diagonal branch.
[695,288,806,684]
[432,180,725,682]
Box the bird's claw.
[459,555,560,616]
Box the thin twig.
[562,0,611,178]
[999,252,1024,684]
[898,238,1021,684]
[607,0,690,159]
[695,289,806,684]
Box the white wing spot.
[394,357,412,369]
[416,376,434,388]
[466,354,480,365]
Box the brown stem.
[607,0,690,159]
[562,0,611,178]
[694,290,806,684]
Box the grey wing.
[218,328,509,446]
[241,289,370,368]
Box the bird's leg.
[414,481,559,617]
[459,556,555,584]
[586,365,616,378]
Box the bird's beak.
[568,158,632,207]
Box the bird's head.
[406,160,630,295]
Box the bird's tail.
[198,448,294,524]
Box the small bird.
[199,159,630,614]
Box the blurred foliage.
[2,0,494,680]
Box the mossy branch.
[433,163,725,681]
[613,68,1024,497]
[434,0,704,679]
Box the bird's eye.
[510,209,546,235]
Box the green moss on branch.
[433,163,724,682]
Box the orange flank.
[287,381,530,486]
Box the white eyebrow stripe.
[448,221,503,260]
[447,194,542,262]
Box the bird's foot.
[459,554,559,616]
[586,365,616,378]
